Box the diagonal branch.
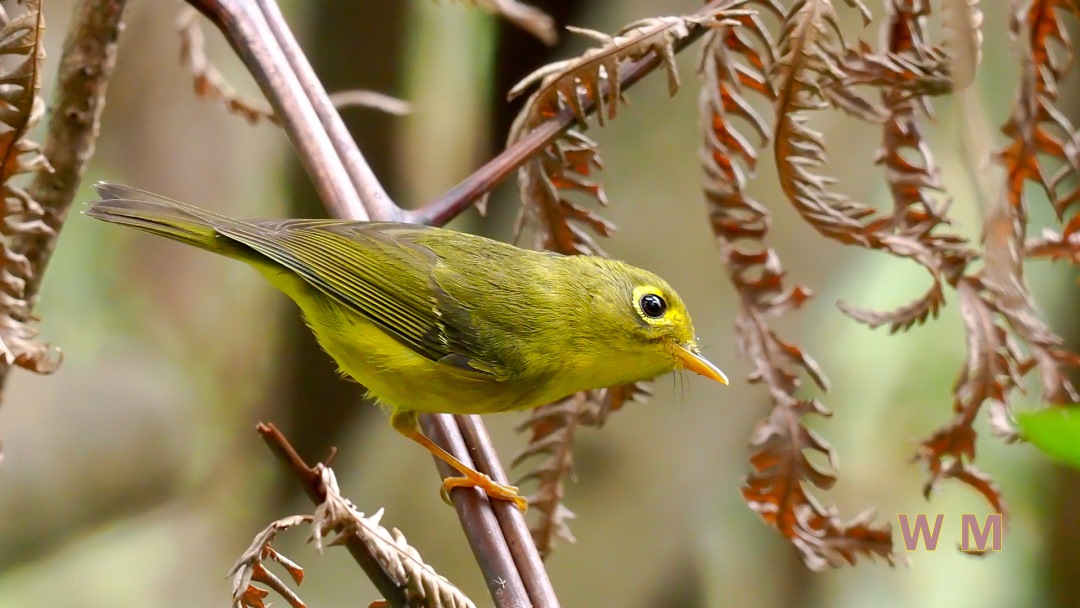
[409,1,730,227]
[257,423,410,607]
[253,0,403,222]
[188,0,384,221]
[186,2,556,606]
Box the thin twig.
[329,90,413,115]
[187,2,555,606]
[257,423,410,607]
[407,5,718,227]
[0,0,128,391]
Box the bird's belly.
[259,267,589,414]
[298,293,555,414]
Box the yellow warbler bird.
[85,183,728,511]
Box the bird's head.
[577,258,729,387]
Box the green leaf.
[1017,407,1080,469]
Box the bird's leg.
[390,410,528,512]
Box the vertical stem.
[254,0,403,222]
[0,0,128,390]
[456,414,560,606]
[420,415,532,607]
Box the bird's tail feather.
[85,182,253,261]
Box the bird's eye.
[639,293,667,319]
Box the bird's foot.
[439,471,528,512]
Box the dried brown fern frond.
[311,467,476,608]
[698,1,780,206]
[512,383,650,559]
[507,3,743,558]
[835,1,973,334]
[454,0,557,45]
[0,0,60,375]
[982,206,1080,406]
[513,393,588,558]
[507,15,700,255]
[1001,0,1080,219]
[699,2,893,569]
[744,400,896,569]
[986,0,1080,415]
[771,0,878,244]
[230,466,476,608]
[771,1,968,334]
[905,0,1080,535]
[229,515,309,608]
[867,0,1080,530]
[836,43,953,99]
[507,6,745,255]
[1026,225,1080,262]
[913,276,1023,514]
[177,8,278,125]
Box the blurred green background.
[0,1,1078,607]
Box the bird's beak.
[676,345,729,385]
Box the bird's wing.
[218,219,506,379]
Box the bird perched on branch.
[86,183,728,511]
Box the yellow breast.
[262,265,560,414]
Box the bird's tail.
[85,182,254,261]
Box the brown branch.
[408,4,720,227]
[256,423,410,607]
[455,414,558,605]
[0,0,127,392]
[187,1,556,606]
[419,416,532,607]
[187,0,372,221]
[456,0,557,45]
[253,0,403,222]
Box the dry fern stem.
[0,0,60,376]
[229,466,476,608]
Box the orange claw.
[392,410,529,512]
[441,471,529,512]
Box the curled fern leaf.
[0,0,59,375]
[700,1,894,569]
[744,399,896,570]
[772,0,877,243]
[770,1,971,334]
